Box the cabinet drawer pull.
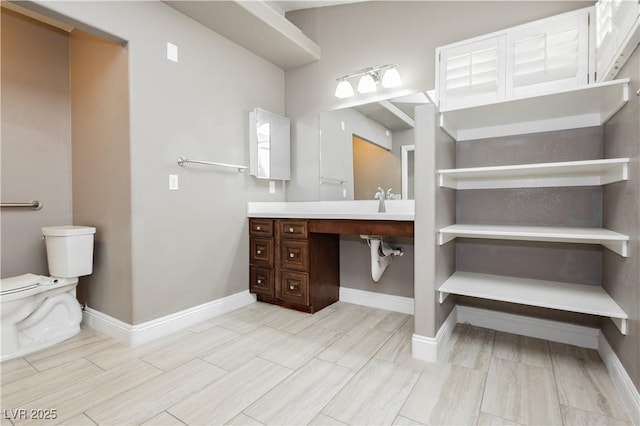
[289,285,295,290]
[289,253,295,258]
[257,279,263,284]
[256,226,261,230]
[257,249,262,255]
[289,227,294,233]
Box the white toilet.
[0,225,96,361]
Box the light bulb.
[335,80,354,98]
[381,67,402,88]
[357,74,377,94]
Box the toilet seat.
[0,274,64,300]
[1,274,43,295]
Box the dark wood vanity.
[249,217,414,313]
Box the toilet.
[1,225,96,361]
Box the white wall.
[26,1,286,324]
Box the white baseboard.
[339,287,414,315]
[598,332,640,425]
[456,305,600,349]
[412,306,457,362]
[83,290,256,346]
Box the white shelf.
[438,158,630,190]
[439,79,630,141]
[438,224,629,257]
[438,271,628,334]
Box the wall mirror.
[318,92,427,200]
[249,107,290,180]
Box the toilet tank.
[41,226,96,278]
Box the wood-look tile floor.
[0,302,632,426]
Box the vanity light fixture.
[335,79,355,98]
[334,63,402,98]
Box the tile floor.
[0,302,632,426]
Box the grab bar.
[320,176,347,184]
[1,200,43,210]
[177,156,247,172]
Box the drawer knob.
[256,226,261,230]
[289,253,295,258]
[289,285,295,290]
[257,279,263,284]
[289,227,294,233]
[257,250,262,255]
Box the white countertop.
[247,200,415,221]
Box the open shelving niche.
[435,79,631,334]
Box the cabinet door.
[280,270,310,306]
[596,0,640,81]
[507,8,590,98]
[250,266,274,297]
[437,35,506,111]
[250,238,274,267]
[281,240,309,272]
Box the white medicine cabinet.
[249,108,291,181]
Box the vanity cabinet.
[249,218,339,313]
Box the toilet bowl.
[0,225,95,362]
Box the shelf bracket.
[611,317,628,335]
[438,291,450,304]
[602,240,628,258]
[438,232,456,245]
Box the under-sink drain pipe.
[360,235,404,282]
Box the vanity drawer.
[250,266,274,297]
[249,219,274,238]
[250,238,274,267]
[280,270,309,306]
[279,220,308,239]
[281,240,309,272]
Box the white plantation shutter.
[596,0,616,80]
[507,9,589,97]
[597,0,640,81]
[438,36,506,111]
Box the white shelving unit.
[439,78,629,141]
[438,158,630,189]
[438,224,629,257]
[438,271,628,334]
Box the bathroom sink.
[247,200,414,221]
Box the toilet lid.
[0,273,42,295]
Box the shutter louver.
[510,11,589,97]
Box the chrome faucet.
[386,188,394,200]
[375,187,386,213]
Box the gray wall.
[1,10,72,279]
[456,127,604,290]
[602,47,640,391]
[25,1,286,324]
[70,30,133,323]
[285,1,591,305]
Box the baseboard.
[83,290,256,346]
[456,305,600,349]
[339,287,414,315]
[412,306,457,362]
[597,333,640,425]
